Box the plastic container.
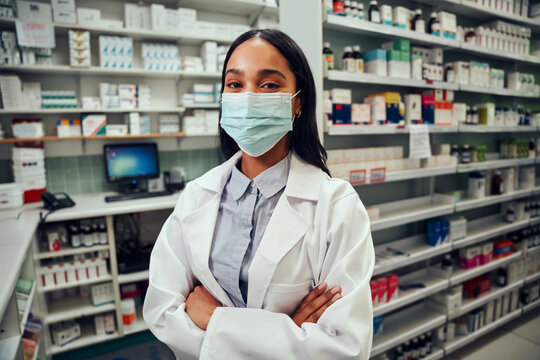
[428,12,440,36]
[122,298,137,330]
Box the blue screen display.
[105,144,159,181]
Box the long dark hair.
[219,29,330,176]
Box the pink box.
[459,247,481,269]
[387,274,399,302]
[480,243,493,265]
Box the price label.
[349,169,366,186]
[370,167,386,183]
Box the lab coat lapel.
[182,197,234,307]
[247,153,322,309]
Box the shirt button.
[250,182,255,188]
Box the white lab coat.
[143,151,375,360]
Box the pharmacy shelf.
[19,281,36,333]
[423,348,445,360]
[117,270,149,285]
[453,215,531,250]
[0,65,222,79]
[0,335,21,360]
[459,84,539,98]
[324,14,460,48]
[458,125,539,133]
[456,158,536,172]
[35,245,110,260]
[449,251,522,286]
[444,308,522,355]
[45,296,116,324]
[523,300,540,314]
[0,107,185,115]
[455,189,533,212]
[0,133,186,143]
[179,0,278,17]
[0,17,234,45]
[346,166,457,186]
[526,246,540,256]
[123,306,148,335]
[326,124,459,135]
[451,280,524,320]
[525,272,540,285]
[38,274,113,293]
[326,70,459,90]
[184,103,220,109]
[459,42,540,65]
[373,270,449,317]
[370,303,446,357]
[370,194,455,232]
[374,235,453,276]
[47,325,119,356]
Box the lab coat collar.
[192,150,322,202]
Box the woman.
[143,29,374,359]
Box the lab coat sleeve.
[199,192,375,360]
[142,198,205,359]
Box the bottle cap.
[370,0,377,4]
[430,12,437,17]
[344,46,352,52]
[353,45,360,51]
[324,42,330,48]
[415,9,422,14]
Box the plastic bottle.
[428,12,440,36]
[357,2,364,19]
[450,145,459,158]
[323,42,334,70]
[83,225,93,247]
[344,0,352,17]
[98,222,108,245]
[419,334,427,358]
[411,337,419,360]
[333,0,345,15]
[412,9,425,33]
[351,1,359,18]
[461,144,471,164]
[342,46,355,72]
[403,341,412,360]
[368,0,381,23]
[491,170,503,195]
[352,45,363,73]
[395,345,405,360]
[91,221,100,245]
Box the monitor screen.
[104,143,160,182]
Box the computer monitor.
[104,143,160,192]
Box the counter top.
[0,191,181,322]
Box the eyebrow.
[225,68,287,80]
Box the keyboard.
[104,190,174,203]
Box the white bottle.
[413,9,425,33]
[351,1,359,18]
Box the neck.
[240,136,289,179]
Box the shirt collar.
[228,153,291,201]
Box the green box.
[400,51,411,63]
[393,39,410,52]
[387,50,401,61]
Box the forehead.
[226,37,291,72]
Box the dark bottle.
[368,0,381,23]
[412,9,425,33]
[496,267,508,287]
[450,144,459,158]
[323,42,334,70]
[491,170,503,195]
[461,144,471,164]
[82,225,93,247]
[69,223,81,248]
[395,345,405,360]
[419,334,427,358]
[411,337,419,360]
[428,12,440,36]
[403,341,412,360]
[425,332,433,354]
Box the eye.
[261,82,280,89]
[226,81,242,89]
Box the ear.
[293,94,303,117]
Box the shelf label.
[15,21,55,48]
[349,169,366,185]
[370,167,386,183]
[409,124,432,159]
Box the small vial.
[357,2,364,19]
[428,12,440,36]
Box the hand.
[290,283,342,327]
[185,285,222,330]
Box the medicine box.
[82,115,106,136]
[332,103,351,124]
[364,49,387,77]
[428,285,462,318]
[91,283,114,306]
[16,1,53,22]
[459,246,481,269]
[77,7,101,26]
[51,321,81,346]
[366,96,386,125]
[330,88,352,104]
[351,103,370,125]
[404,94,421,124]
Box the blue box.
[363,49,386,63]
[373,315,384,336]
[332,103,351,124]
[427,219,442,246]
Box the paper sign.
[16,21,55,48]
[370,167,386,183]
[409,124,432,159]
[349,169,366,186]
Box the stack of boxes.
[370,274,399,308]
[382,39,411,79]
[426,218,450,246]
[0,0,13,17]
[507,72,538,94]
[141,43,181,72]
[41,91,78,109]
[412,47,444,82]
[98,36,133,70]
[201,41,218,73]
[12,147,46,202]
[52,0,77,24]
[159,114,180,134]
[183,109,220,136]
[69,30,91,68]
[0,75,25,109]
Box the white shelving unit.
[0,107,185,114]
[449,251,522,286]
[18,281,36,333]
[45,296,116,324]
[371,303,446,357]
[373,269,449,317]
[326,70,459,90]
[443,308,522,355]
[455,189,533,212]
[47,326,120,356]
[343,166,457,186]
[525,272,540,285]
[451,280,524,320]
[370,194,455,232]
[456,158,537,173]
[117,270,149,285]
[35,245,110,260]
[523,300,540,314]
[327,124,538,135]
[458,125,539,133]
[38,274,113,293]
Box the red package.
[370,278,379,306]
[377,277,388,304]
[463,276,491,298]
[386,274,399,302]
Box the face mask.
[220,91,300,157]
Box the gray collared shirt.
[209,154,290,307]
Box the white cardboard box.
[16,1,52,22]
